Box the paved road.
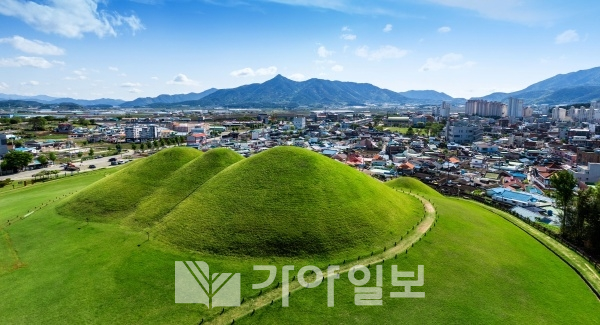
[0,150,138,181]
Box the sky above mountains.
[0,0,599,101]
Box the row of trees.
[551,171,600,256]
[130,136,186,152]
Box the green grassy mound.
[56,147,201,222]
[386,176,442,198]
[157,146,422,257]
[125,148,244,228]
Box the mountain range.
[480,66,600,104]
[2,66,600,109]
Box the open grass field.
[241,191,600,324]
[1,161,599,324]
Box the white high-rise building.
[441,101,451,117]
[507,97,523,120]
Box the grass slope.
[158,146,422,258]
[243,196,600,324]
[386,176,442,198]
[1,163,599,324]
[56,147,201,222]
[125,148,244,228]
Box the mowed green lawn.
[243,195,600,324]
[1,172,599,324]
[0,168,122,224]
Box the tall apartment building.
[507,97,524,120]
[465,99,505,117]
[445,120,483,144]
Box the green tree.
[147,141,154,150]
[88,148,94,158]
[77,118,89,126]
[1,150,34,172]
[30,116,47,131]
[406,126,415,137]
[115,143,122,153]
[48,151,57,163]
[131,143,137,151]
[37,154,48,165]
[9,117,21,124]
[140,142,145,152]
[550,170,578,236]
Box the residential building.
[441,101,451,118]
[571,163,600,184]
[0,134,9,157]
[293,116,306,129]
[445,120,482,144]
[508,97,524,121]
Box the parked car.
[89,165,96,169]
[108,157,117,162]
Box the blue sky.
[0,0,599,101]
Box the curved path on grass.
[469,200,600,300]
[208,192,436,325]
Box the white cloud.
[129,88,142,93]
[438,26,451,33]
[20,80,39,86]
[52,60,65,66]
[317,45,334,58]
[0,56,53,68]
[355,45,407,61]
[383,24,393,32]
[230,67,255,77]
[0,35,64,55]
[341,26,351,32]
[331,64,344,72]
[555,29,579,44]
[151,76,159,80]
[341,34,357,40]
[419,53,475,71]
[230,66,278,77]
[0,82,8,90]
[167,73,199,86]
[255,66,278,76]
[108,66,119,71]
[288,73,306,81]
[121,82,142,88]
[0,0,144,38]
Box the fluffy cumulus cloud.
[0,35,64,55]
[437,26,451,33]
[355,45,407,61]
[317,45,334,58]
[167,73,199,85]
[129,88,142,93]
[419,52,475,71]
[0,0,144,38]
[0,56,53,68]
[230,66,278,77]
[555,29,579,44]
[383,24,393,32]
[331,64,344,72]
[108,66,119,71]
[341,34,356,40]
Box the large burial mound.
[156,146,422,257]
[56,147,202,222]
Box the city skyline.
[0,0,599,101]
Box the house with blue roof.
[486,187,554,207]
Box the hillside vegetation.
[56,147,201,222]
[157,146,422,257]
[124,148,244,228]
